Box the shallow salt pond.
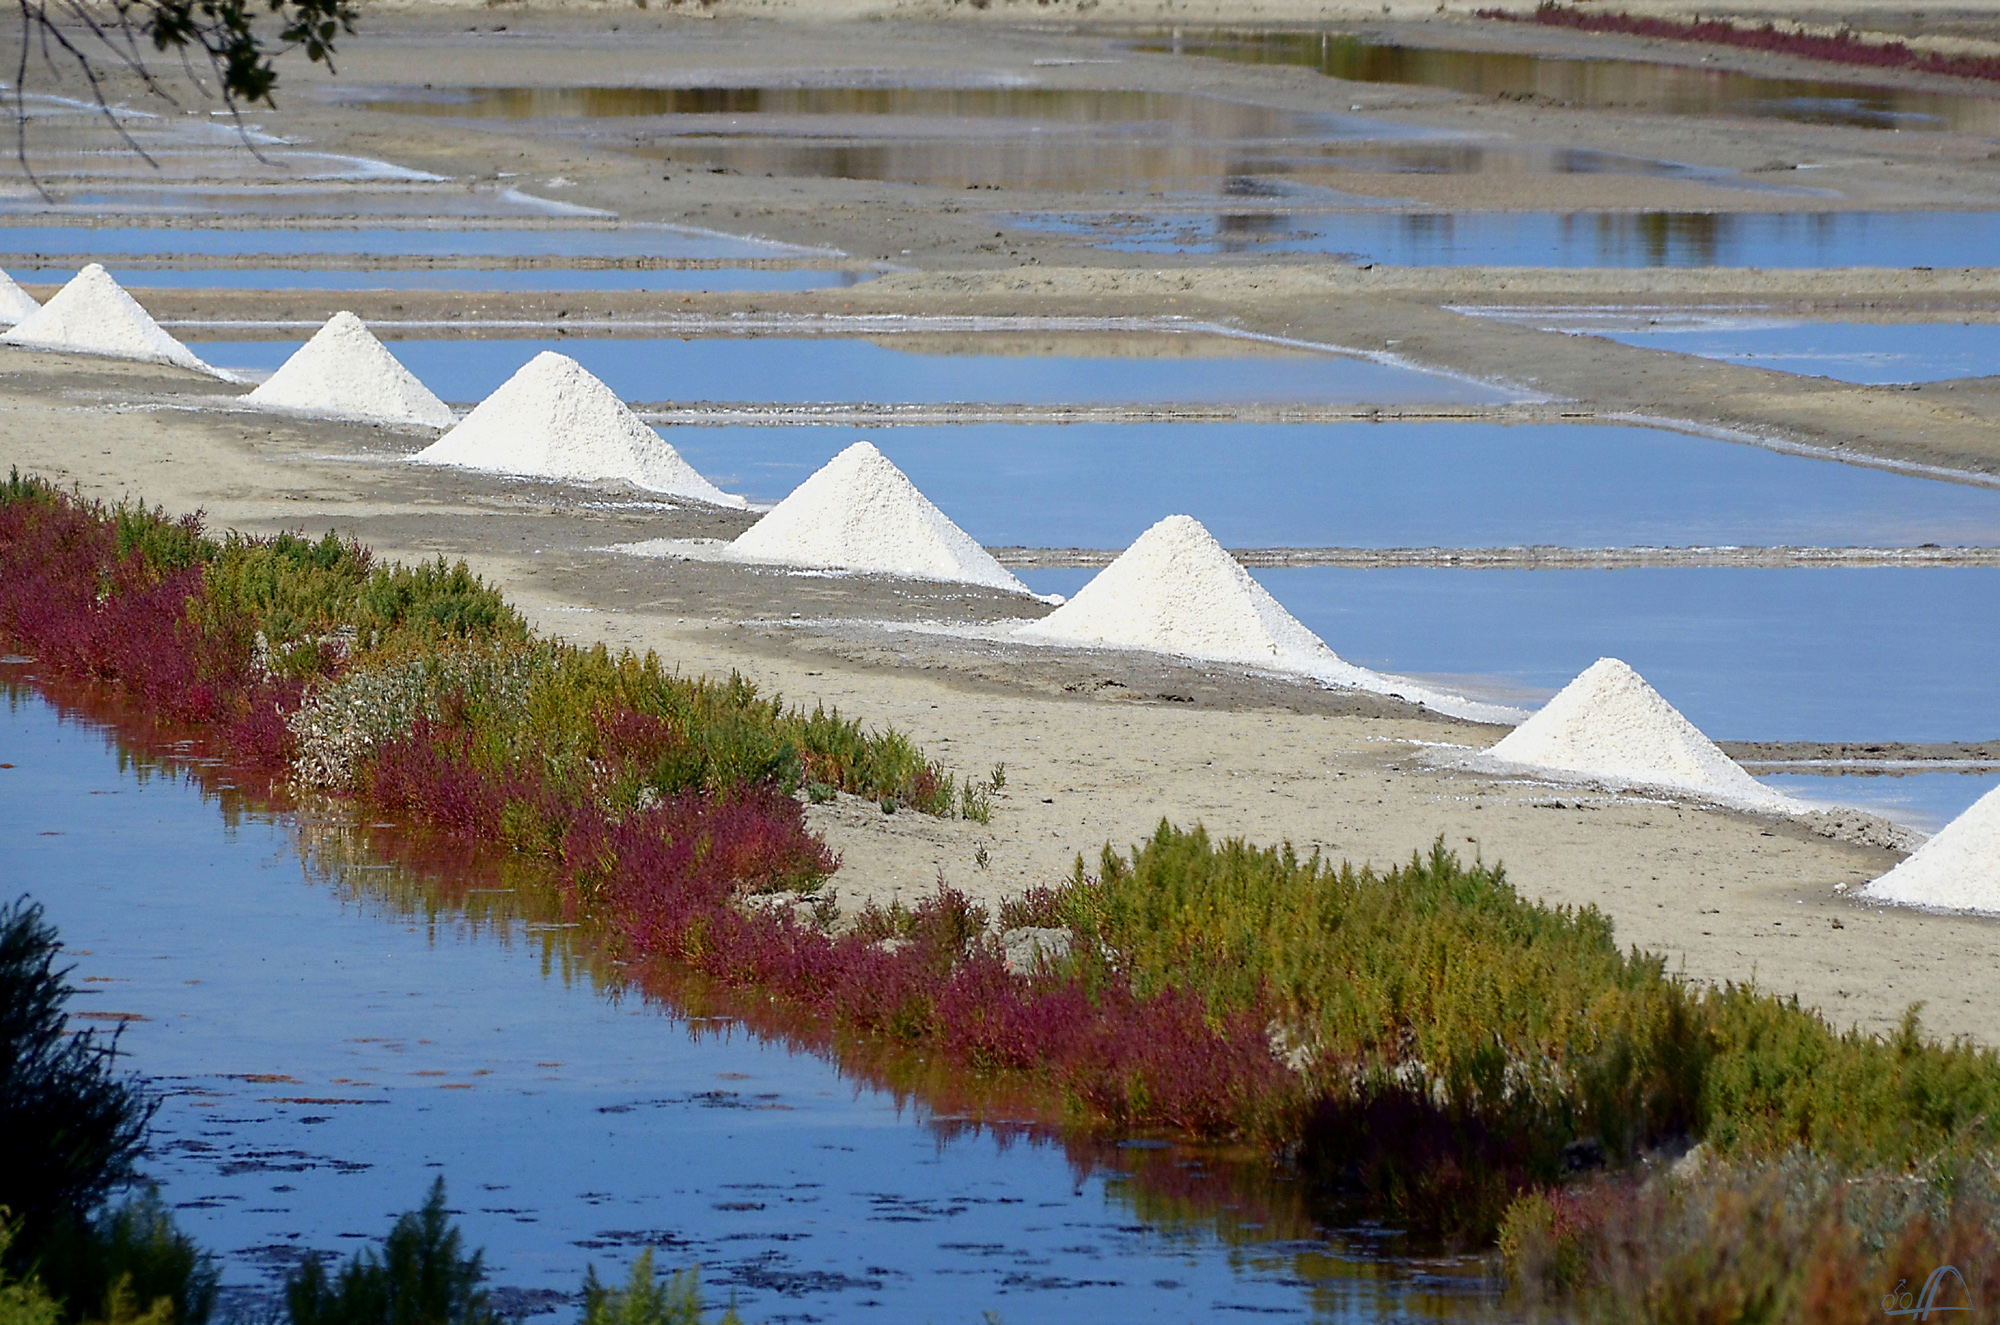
[1139,30,2000,134]
[0,678,1499,1323]
[197,335,1515,408]
[651,420,2000,548]
[1756,771,2000,832]
[15,266,874,294]
[0,224,804,261]
[1011,209,2000,266]
[1471,313,2000,385]
[1016,565,2000,743]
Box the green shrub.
[36,1193,215,1325]
[0,899,155,1270]
[285,1180,494,1325]
[579,1251,740,1325]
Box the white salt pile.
[1481,657,1785,807]
[412,351,741,505]
[245,312,455,429]
[0,268,40,326]
[1013,514,1519,722]
[0,264,218,375]
[1863,783,2000,913]
[727,441,1028,593]
[1018,514,1344,667]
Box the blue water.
[15,266,875,294]
[1759,770,2000,832]
[196,337,1510,407]
[1017,565,2000,742]
[0,681,1498,1322]
[1585,319,2000,385]
[0,225,796,261]
[1010,210,2000,266]
[652,421,2000,549]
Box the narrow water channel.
[0,670,1504,1324]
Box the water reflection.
[1015,565,2000,741]
[347,83,1766,195]
[1012,208,2000,265]
[1141,30,2000,133]
[0,670,1502,1322]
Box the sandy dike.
[2,348,1994,1051]
[7,9,2000,1048]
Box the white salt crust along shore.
[1864,782,2000,914]
[726,441,1031,593]
[0,269,39,326]
[412,351,741,505]
[1466,657,1794,811]
[1015,514,1520,723]
[246,312,456,430]
[1,264,220,376]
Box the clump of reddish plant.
[1484,4,2000,83]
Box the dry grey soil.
[5,6,2000,1045]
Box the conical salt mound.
[0,264,215,374]
[1863,783,2000,913]
[246,312,454,429]
[412,351,740,505]
[1487,657,1777,803]
[727,441,1027,592]
[1017,514,1342,665]
[0,268,41,326]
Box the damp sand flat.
[194,336,1512,407]
[1015,565,2000,743]
[1012,209,2000,266]
[646,421,2000,549]
[0,683,1499,1324]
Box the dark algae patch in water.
[12,474,2000,1318]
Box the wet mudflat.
[645,420,2000,549]
[0,676,1503,1324]
[1140,30,2000,134]
[1013,209,2000,266]
[1015,565,2000,742]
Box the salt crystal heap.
[0,264,217,375]
[1018,514,1347,668]
[1863,783,2000,913]
[0,268,40,326]
[412,351,740,505]
[727,441,1028,593]
[1484,657,1783,806]
[246,312,455,429]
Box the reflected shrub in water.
[1501,1150,2000,1321]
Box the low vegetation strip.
[1483,3,2000,83]
[10,474,2000,1316]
